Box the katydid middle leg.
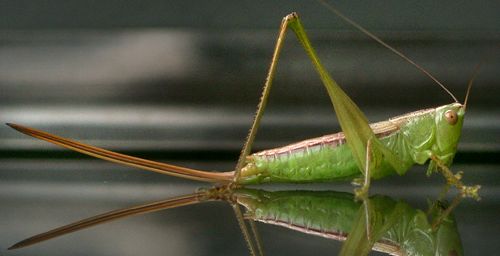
[355,138,374,199]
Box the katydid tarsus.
[7,3,480,254]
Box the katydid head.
[434,103,465,159]
[434,63,479,157]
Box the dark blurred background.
[0,1,499,255]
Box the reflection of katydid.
[7,9,480,199]
[8,187,465,256]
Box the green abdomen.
[239,133,406,184]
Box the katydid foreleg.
[430,155,481,200]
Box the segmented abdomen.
[240,133,361,184]
[239,130,407,184]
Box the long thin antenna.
[317,0,459,103]
[463,62,482,111]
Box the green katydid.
[7,187,465,256]
[7,8,480,200]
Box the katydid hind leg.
[339,197,375,256]
[248,219,264,256]
[232,13,291,182]
[234,13,408,189]
[286,13,375,174]
[233,12,378,182]
[285,14,408,188]
[232,204,263,256]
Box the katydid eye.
[445,110,458,125]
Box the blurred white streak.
[1,105,498,152]
[0,30,200,86]
[1,105,249,126]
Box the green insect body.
[6,11,478,200]
[238,103,464,184]
[236,189,463,256]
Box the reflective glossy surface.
[0,162,498,255]
[0,1,499,255]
